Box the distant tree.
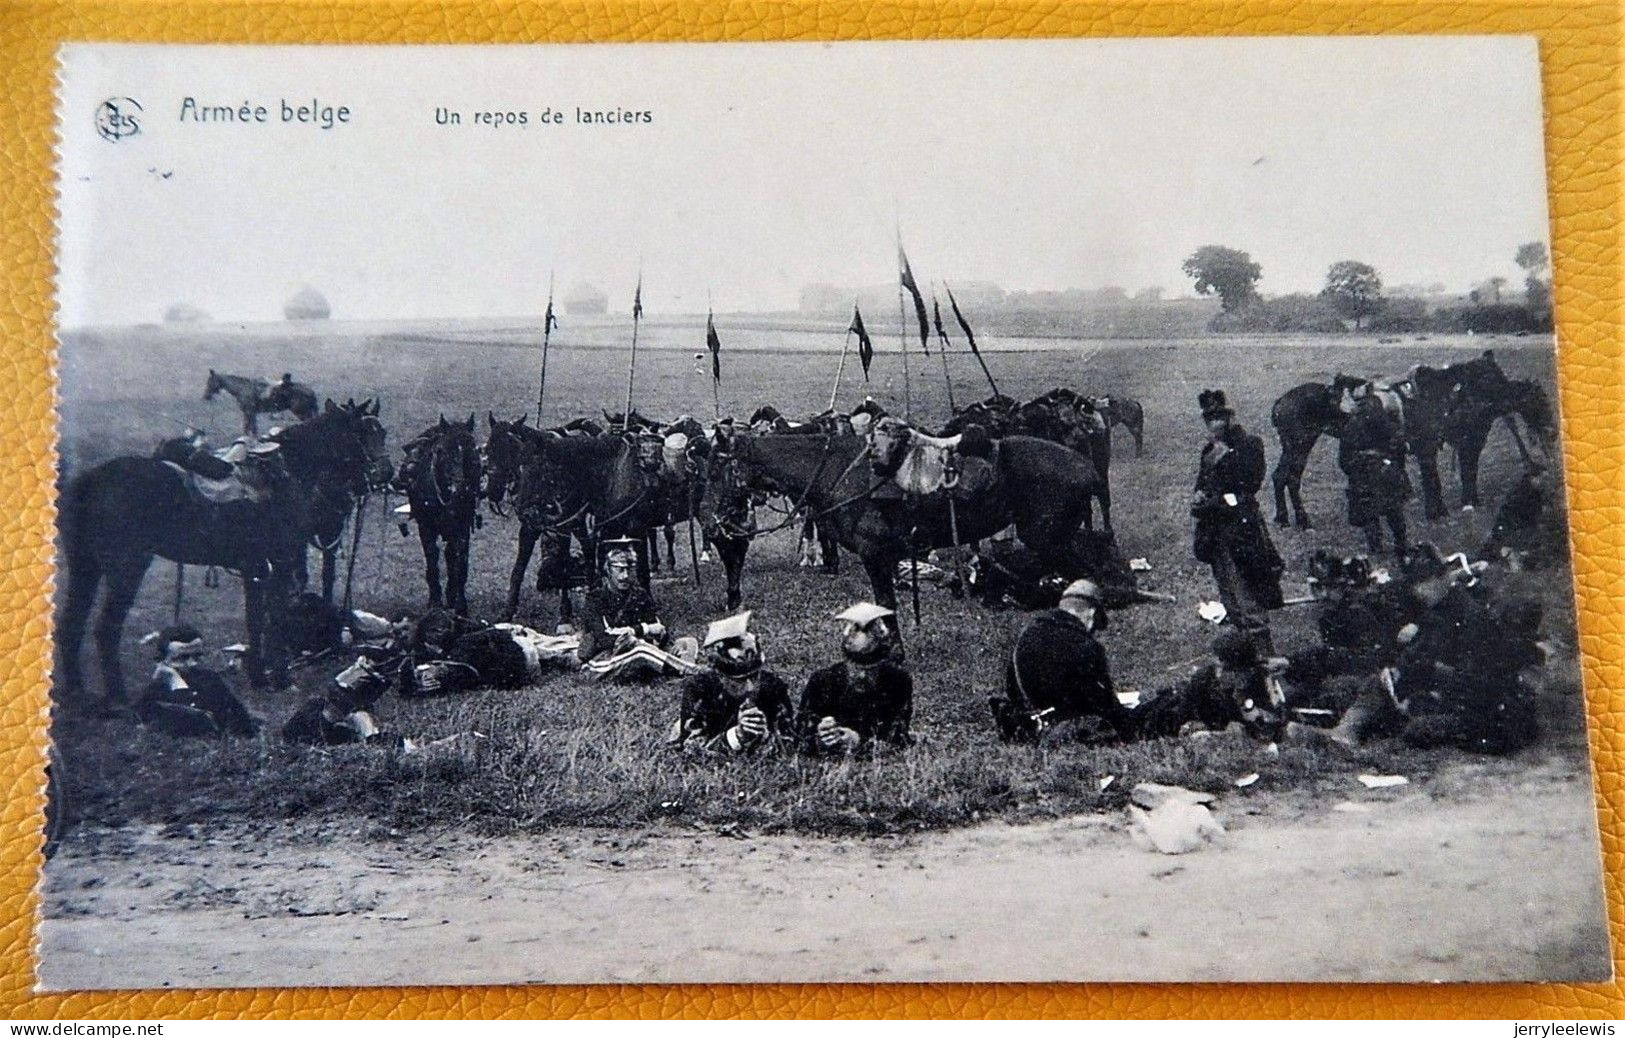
[1182,246,1262,312]
[1516,241,1552,318]
[1320,260,1385,330]
[1515,242,1549,278]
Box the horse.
[485,417,658,624]
[1095,395,1145,456]
[942,389,1113,532]
[203,369,317,436]
[485,414,579,624]
[707,429,1104,617]
[1271,352,1546,526]
[399,414,482,614]
[747,406,844,573]
[57,399,393,708]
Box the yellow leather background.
[2,0,1620,1019]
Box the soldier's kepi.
[1191,388,1284,655]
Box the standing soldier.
[1191,389,1284,650]
[1338,387,1411,555]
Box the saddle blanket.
[161,460,269,505]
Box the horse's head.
[274,397,389,495]
[416,414,480,506]
[483,412,534,507]
[1330,374,1369,415]
[327,397,392,489]
[868,416,913,477]
[203,369,222,400]
[1506,379,1557,444]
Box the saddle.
[161,437,280,505]
[871,418,998,500]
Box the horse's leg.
[321,545,338,603]
[1131,418,1144,457]
[93,551,153,706]
[1097,483,1113,535]
[719,536,747,611]
[1415,444,1446,519]
[257,565,292,691]
[57,544,102,702]
[418,521,444,608]
[820,521,840,575]
[504,526,539,621]
[447,527,471,615]
[1456,426,1491,510]
[663,523,677,571]
[645,527,661,574]
[1272,434,1315,528]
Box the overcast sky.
[57,37,1550,326]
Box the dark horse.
[293,396,387,602]
[707,430,1104,614]
[399,414,482,614]
[485,417,659,624]
[1271,352,1554,527]
[58,399,392,708]
[204,369,319,436]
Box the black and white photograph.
[42,37,1610,987]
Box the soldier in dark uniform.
[990,578,1133,743]
[281,653,402,748]
[1191,389,1284,649]
[1338,389,1411,555]
[576,538,698,680]
[1134,629,1288,742]
[798,603,913,755]
[669,612,795,753]
[135,624,260,738]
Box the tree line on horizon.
[1180,242,1554,336]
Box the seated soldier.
[1482,468,1567,571]
[278,592,411,659]
[577,538,699,681]
[405,614,579,696]
[798,603,913,756]
[1134,629,1289,742]
[991,579,1133,743]
[281,654,403,748]
[668,612,795,753]
[1313,551,1544,754]
[135,624,260,738]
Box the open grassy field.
[50,320,1585,838]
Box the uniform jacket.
[1338,399,1411,522]
[136,668,258,738]
[577,584,665,661]
[671,669,795,752]
[1192,424,1284,608]
[1004,608,1119,723]
[797,660,913,755]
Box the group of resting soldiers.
[983,386,1557,756]
[134,536,916,758]
[133,386,1561,763]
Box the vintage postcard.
[42,38,1609,987]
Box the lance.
[829,324,852,413]
[933,287,957,413]
[896,231,913,423]
[537,271,556,425]
[623,270,643,431]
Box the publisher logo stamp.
[94,97,142,142]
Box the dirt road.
[38,755,1609,988]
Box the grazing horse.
[399,414,482,614]
[748,406,844,573]
[204,369,317,436]
[942,389,1113,532]
[57,399,393,707]
[708,430,1103,616]
[1272,352,1543,526]
[1095,396,1145,456]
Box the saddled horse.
[1271,352,1553,526]
[57,399,392,707]
[398,414,482,614]
[747,405,845,573]
[941,388,1113,532]
[1095,395,1145,456]
[485,416,660,625]
[705,427,1104,617]
[203,369,319,436]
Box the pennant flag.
[706,309,722,384]
[932,295,952,352]
[945,284,980,358]
[898,246,931,353]
[632,277,643,320]
[544,296,559,334]
[849,306,874,379]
